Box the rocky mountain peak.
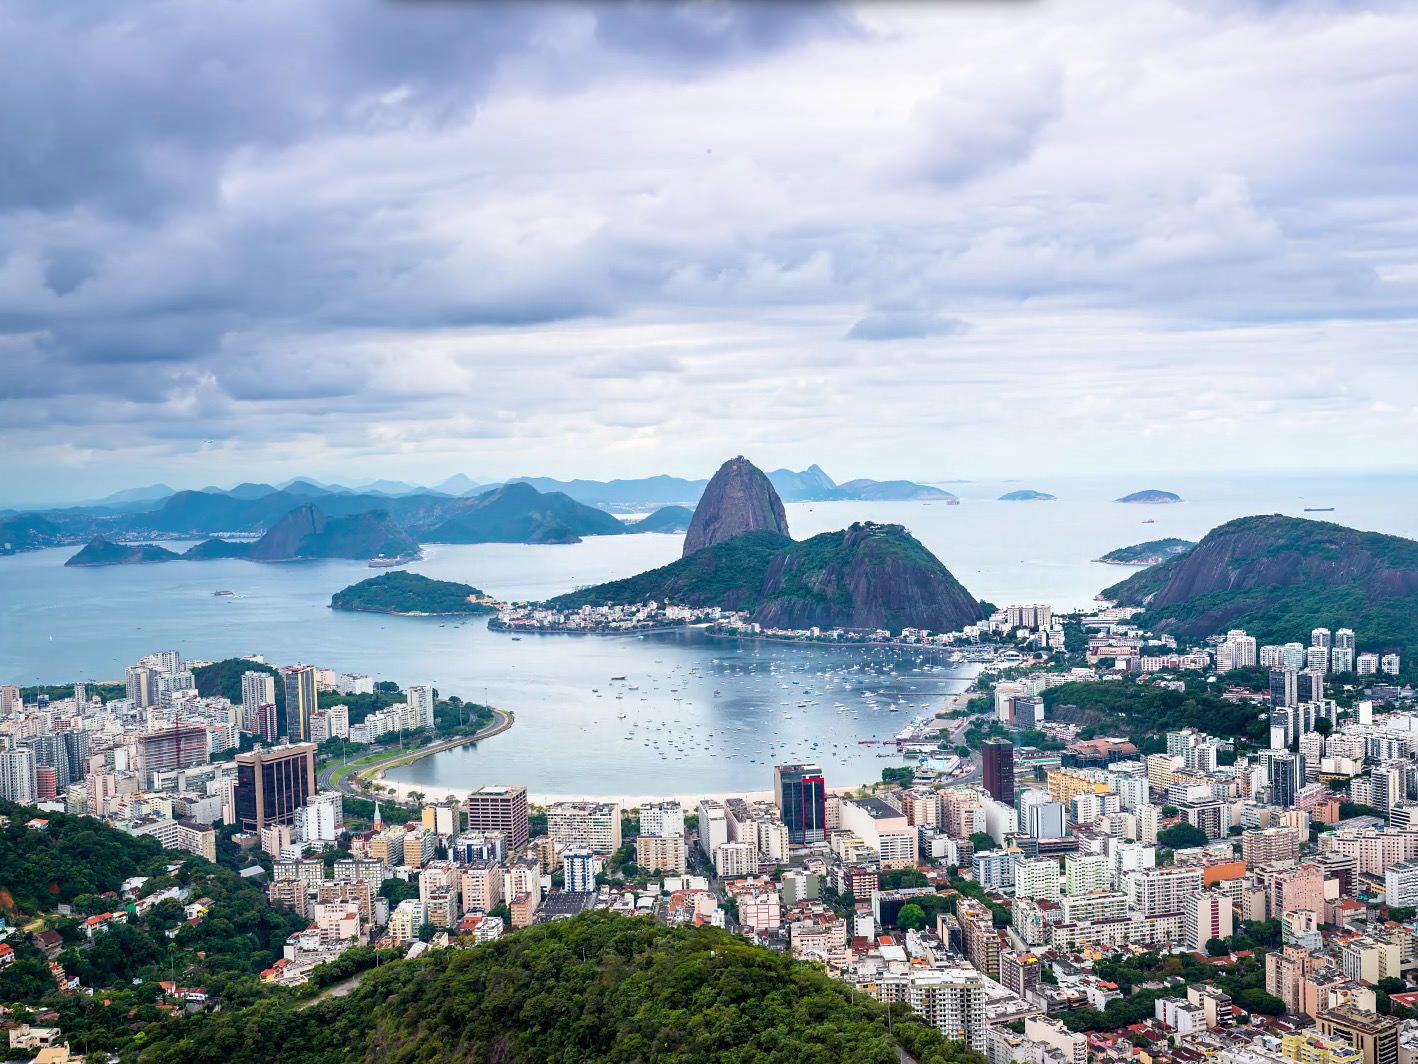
[682,456,790,557]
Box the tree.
[1236,988,1286,1016]
[1206,938,1231,957]
[1378,977,1408,995]
[417,922,437,943]
[896,904,928,931]
[1157,822,1208,849]
[969,832,998,852]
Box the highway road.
[317,707,513,798]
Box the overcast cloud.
[2,0,1417,503]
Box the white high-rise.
[906,969,988,1052]
[0,747,38,804]
[407,685,435,732]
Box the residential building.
[636,833,687,874]
[1183,892,1234,951]
[547,801,621,854]
[907,968,988,1052]
[1317,1005,1399,1064]
[563,846,597,893]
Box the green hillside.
[331,570,495,614]
[1104,515,1418,667]
[128,911,982,1064]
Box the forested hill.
[1104,514,1418,663]
[130,911,983,1064]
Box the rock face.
[753,522,984,632]
[683,456,790,558]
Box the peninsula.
[331,570,496,615]
[1094,538,1195,566]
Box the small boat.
[213,590,235,597]
[1304,507,1335,512]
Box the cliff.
[682,456,790,557]
[64,535,181,566]
[243,504,420,561]
[416,482,625,545]
[1103,514,1418,657]
[753,522,985,632]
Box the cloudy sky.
[3,0,1418,503]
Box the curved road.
[318,707,513,798]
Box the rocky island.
[1115,489,1182,504]
[998,490,1056,501]
[64,535,181,566]
[1102,514,1418,659]
[1095,538,1195,566]
[545,456,985,634]
[331,570,495,615]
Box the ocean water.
[2,471,1414,797]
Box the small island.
[1116,489,1182,504]
[330,570,496,615]
[998,489,1056,501]
[64,535,181,567]
[625,505,694,533]
[1095,538,1196,566]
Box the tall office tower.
[0,685,21,715]
[73,683,88,709]
[1268,752,1305,809]
[774,763,826,844]
[0,746,37,803]
[1312,628,1333,650]
[563,846,597,892]
[1335,628,1356,651]
[981,739,1016,805]
[233,743,318,831]
[464,785,530,849]
[281,665,318,742]
[241,672,276,730]
[126,665,157,707]
[407,685,435,732]
[1269,668,1299,708]
[254,703,279,744]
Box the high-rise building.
[774,763,826,845]
[1332,646,1355,674]
[1317,1005,1398,1064]
[982,740,1016,805]
[1312,627,1333,649]
[73,683,88,708]
[1270,669,1299,709]
[253,702,279,744]
[905,968,988,1052]
[640,800,685,838]
[407,685,435,732]
[563,846,597,892]
[241,671,276,728]
[126,665,157,708]
[0,746,37,803]
[464,785,529,848]
[0,685,21,715]
[1269,752,1305,808]
[233,743,317,831]
[281,666,318,742]
[137,726,211,776]
[1335,629,1357,651]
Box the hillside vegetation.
[331,570,494,614]
[128,911,983,1064]
[1104,515,1418,664]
